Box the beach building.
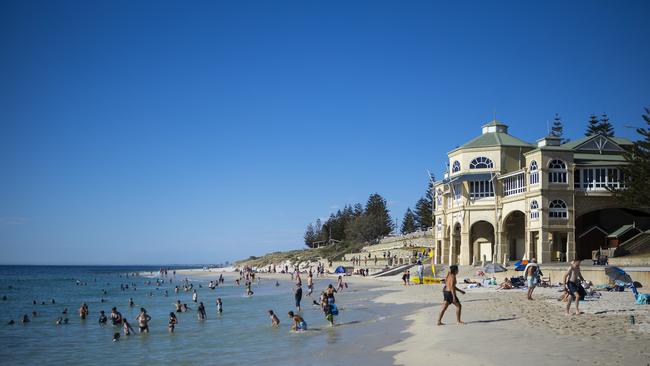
[431,119,650,265]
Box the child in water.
[216,298,223,314]
[287,311,307,331]
[168,312,177,333]
[268,310,280,327]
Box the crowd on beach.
[3,265,349,341]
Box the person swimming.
[287,311,307,331]
[113,332,120,342]
[7,319,15,325]
[99,310,108,325]
[168,312,177,333]
[129,298,135,307]
[55,317,62,325]
[268,310,280,327]
[21,314,30,323]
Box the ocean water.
[0,266,417,366]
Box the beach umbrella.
[334,266,346,274]
[605,267,633,284]
[483,263,506,274]
[514,259,529,271]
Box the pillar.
[566,231,576,262]
[539,229,551,263]
[459,232,471,265]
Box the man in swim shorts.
[437,265,465,325]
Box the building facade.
[432,119,648,265]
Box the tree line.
[303,193,393,248]
[303,184,434,248]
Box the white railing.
[503,171,526,196]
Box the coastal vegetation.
[614,107,650,208]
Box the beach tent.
[334,266,346,274]
[483,263,506,273]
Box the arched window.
[549,199,568,219]
[452,160,461,173]
[530,200,539,220]
[529,160,539,185]
[469,156,494,169]
[436,188,443,206]
[436,217,442,231]
[548,159,567,183]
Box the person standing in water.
[192,289,198,303]
[216,298,223,315]
[122,318,135,336]
[197,302,207,320]
[294,284,303,312]
[98,310,107,325]
[436,265,465,326]
[307,272,314,296]
[79,303,89,319]
[136,308,151,333]
[110,307,123,325]
[168,312,177,333]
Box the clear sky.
[1,0,649,265]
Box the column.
[539,229,551,263]
[566,231,576,262]
[459,232,471,265]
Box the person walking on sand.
[437,265,465,326]
[523,258,541,300]
[417,261,424,285]
[563,259,586,316]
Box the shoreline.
[163,267,650,365]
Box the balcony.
[502,170,526,197]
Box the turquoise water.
[0,266,415,365]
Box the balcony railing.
[503,171,526,197]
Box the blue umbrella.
[334,266,346,274]
[605,267,633,284]
[514,259,528,271]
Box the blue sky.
[1,0,649,265]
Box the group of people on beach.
[436,257,595,325]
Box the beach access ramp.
[372,263,414,277]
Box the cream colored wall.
[449,148,502,175]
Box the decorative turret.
[481,119,508,134]
[537,135,561,147]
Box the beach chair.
[540,276,551,287]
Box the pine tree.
[585,113,615,136]
[304,223,317,248]
[598,113,615,136]
[364,193,394,240]
[585,114,600,136]
[401,208,418,234]
[414,197,432,230]
[614,108,650,208]
[551,113,570,143]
